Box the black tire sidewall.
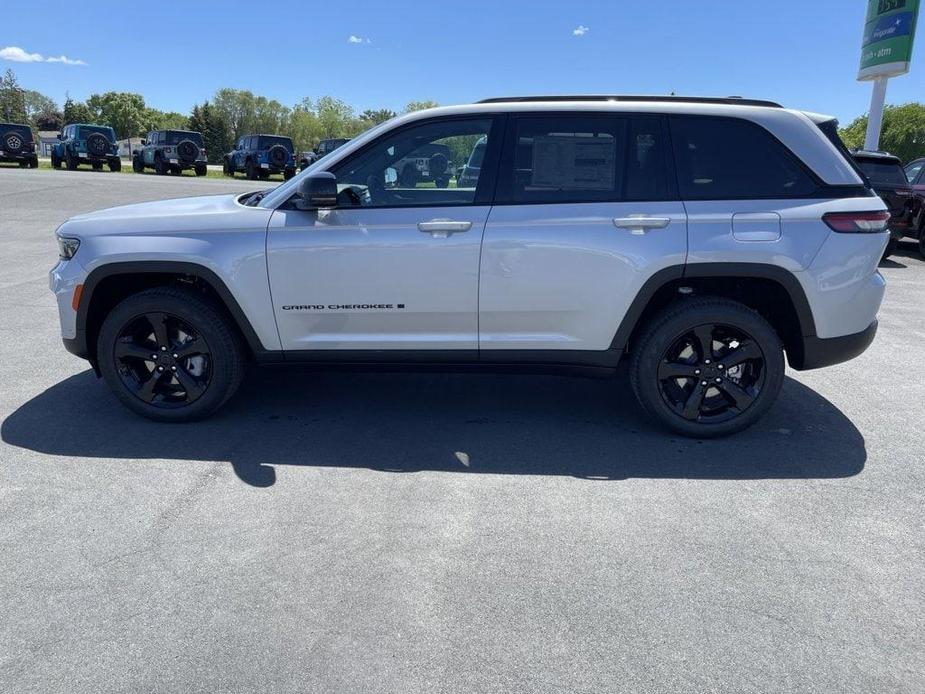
[630,298,785,438]
[97,288,244,422]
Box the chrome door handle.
[417,220,473,237]
[613,216,672,235]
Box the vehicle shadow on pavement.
[2,368,866,487]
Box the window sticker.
[530,134,615,190]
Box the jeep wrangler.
[51,96,888,437]
[133,129,207,176]
[224,134,297,180]
[51,124,121,172]
[0,122,39,168]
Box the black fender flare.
[609,262,816,350]
[75,261,266,362]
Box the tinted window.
[77,125,114,140]
[166,131,203,146]
[508,117,622,203]
[504,116,668,204]
[670,116,817,199]
[257,136,292,151]
[857,159,907,186]
[330,118,493,208]
[905,161,923,183]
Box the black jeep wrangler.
[133,130,208,176]
[0,122,38,168]
[52,124,121,172]
[224,134,297,180]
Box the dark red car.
[903,157,925,257]
[851,150,919,259]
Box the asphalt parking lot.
[1,167,923,693]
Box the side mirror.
[140,139,147,145]
[296,172,337,210]
[57,133,64,140]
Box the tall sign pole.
[858,0,920,150]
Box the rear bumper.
[0,153,36,163]
[794,320,878,371]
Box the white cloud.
[347,35,371,44]
[0,45,86,65]
[573,25,590,37]
[46,55,87,66]
[0,46,44,62]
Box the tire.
[29,156,38,169]
[109,158,121,172]
[96,286,245,422]
[435,176,449,189]
[18,160,28,168]
[92,161,103,171]
[245,159,257,181]
[195,163,207,177]
[399,165,417,188]
[283,167,295,181]
[132,155,143,173]
[223,158,234,176]
[919,233,925,259]
[51,152,61,169]
[629,297,785,438]
[154,154,167,175]
[65,151,78,171]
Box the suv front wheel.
[629,298,785,438]
[97,286,245,422]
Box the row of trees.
[0,68,438,163]
[8,66,925,164]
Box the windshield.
[857,160,907,187]
[257,136,293,151]
[166,131,204,146]
[77,125,115,140]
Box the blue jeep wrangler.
[52,124,121,172]
[133,129,208,176]
[224,134,297,180]
[0,122,39,168]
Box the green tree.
[404,100,439,113]
[144,108,189,132]
[316,96,355,138]
[63,96,93,125]
[22,90,57,119]
[360,108,397,125]
[288,98,324,153]
[0,69,27,123]
[839,103,925,162]
[85,92,149,137]
[189,101,231,164]
[212,88,257,141]
[33,109,64,131]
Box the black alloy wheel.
[97,286,245,421]
[656,323,765,425]
[629,297,784,437]
[112,311,213,409]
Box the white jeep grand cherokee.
[50,96,889,437]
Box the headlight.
[57,236,80,260]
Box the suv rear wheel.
[97,286,245,422]
[154,154,167,175]
[245,159,257,180]
[629,297,785,438]
[132,155,143,173]
[65,151,78,171]
[51,152,61,169]
[194,163,207,177]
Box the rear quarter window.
[670,116,818,199]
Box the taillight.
[822,211,891,233]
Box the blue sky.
[2,1,923,125]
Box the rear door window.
[670,116,817,199]
[500,115,670,204]
[904,161,924,183]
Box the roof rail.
[476,95,783,108]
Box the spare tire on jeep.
[176,139,198,165]
[2,131,25,155]
[269,144,288,168]
[86,132,109,158]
